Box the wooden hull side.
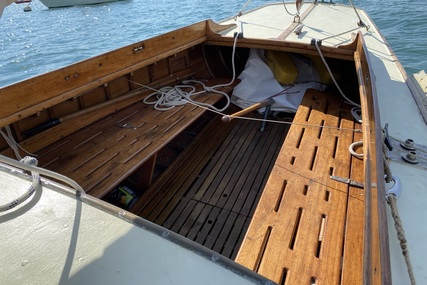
[0,20,210,129]
[354,34,391,285]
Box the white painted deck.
[0,163,268,285]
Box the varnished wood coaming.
[354,33,391,285]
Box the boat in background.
[38,0,121,8]
[1,1,426,284]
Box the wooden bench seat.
[33,78,237,198]
[130,110,290,259]
[235,89,365,284]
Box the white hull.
[0,160,267,285]
[39,0,120,8]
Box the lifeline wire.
[182,98,362,133]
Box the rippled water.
[1,0,426,87]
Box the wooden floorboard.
[136,111,290,259]
[235,90,364,284]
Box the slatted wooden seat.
[131,111,290,259]
[33,78,237,198]
[235,89,364,284]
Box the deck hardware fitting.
[310,39,322,46]
[132,44,145,53]
[330,175,364,189]
[400,138,416,151]
[402,151,419,164]
[385,175,402,199]
[383,123,393,151]
[114,123,137,130]
[260,104,272,132]
[388,136,427,170]
[294,24,304,35]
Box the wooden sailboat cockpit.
[1,2,392,284]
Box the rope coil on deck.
[0,156,40,212]
[141,34,240,112]
[0,154,86,199]
[1,126,85,202]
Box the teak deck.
[235,89,364,284]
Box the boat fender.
[386,175,402,199]
[265,50,298,85]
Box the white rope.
[0,156,41,212]
[314,40,361,108]
[282,0,299,17]
[349,141,364,158]
[0,126,37,160]
[351,107,362,123]
[0,154,85,198]
[143,34,239,112]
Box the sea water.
[0,0,426,87]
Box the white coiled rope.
[143,34,240,112]
[0,156,41,212]
[0,154,85,203]
[0,124,85,213]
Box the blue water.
[1,0,426,87]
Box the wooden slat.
[236,89,364,284]
[131,110,238,222]
[185,115,264,203]
[33,78,235,198]
[134,111,289,260]
[341,120,364,283]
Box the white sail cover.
[232,49,327,113]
